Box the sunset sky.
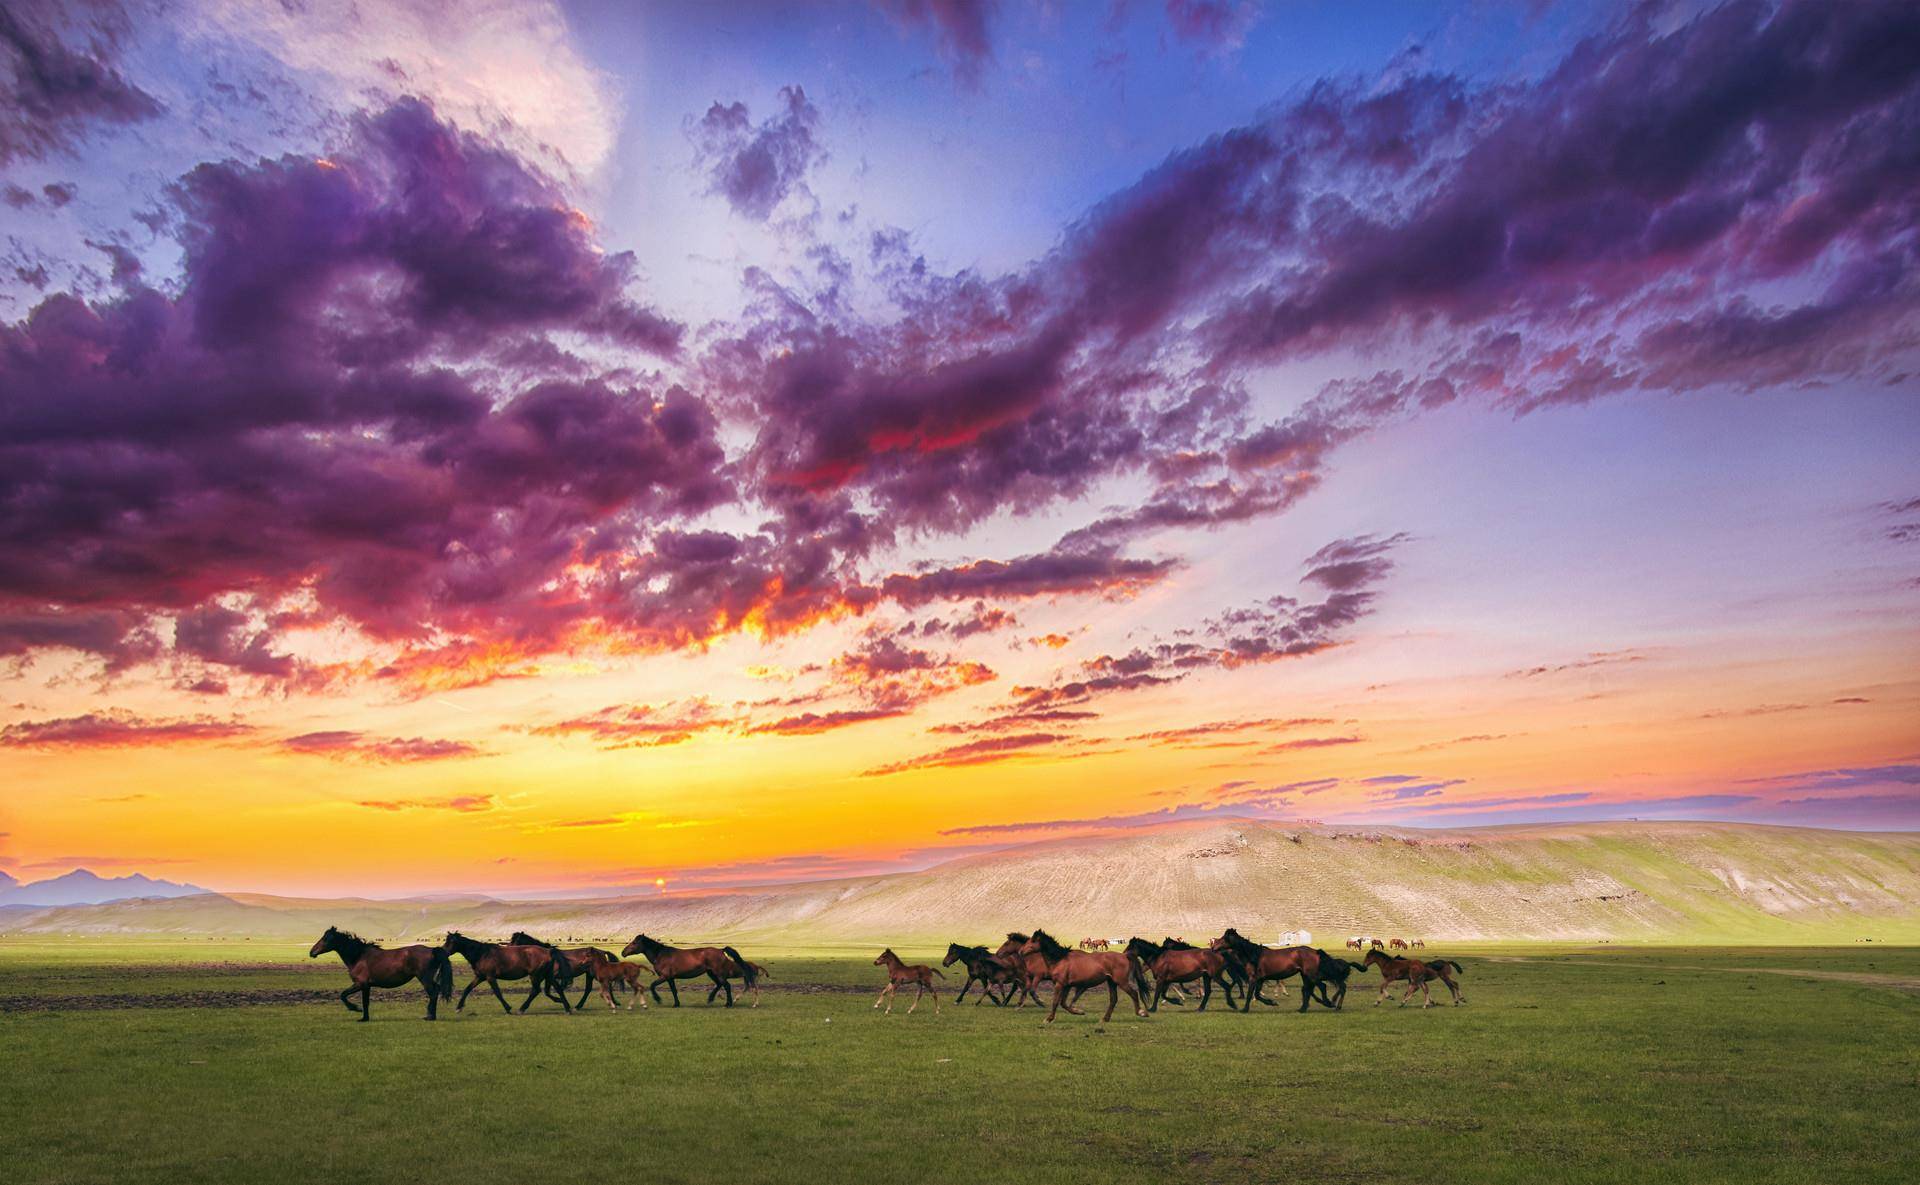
[1,0,1915,897]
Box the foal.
[873,949,942,1014]
[1364,949,1465,1007]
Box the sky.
[0,0,1915,897]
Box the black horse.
[942,942,1019,1005]
[1306,949,1367,1009]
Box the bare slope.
[5,820,1916,944]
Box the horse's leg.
[666,977,682,1007]
[456,976,480,1011]
[358,984,371,1022]
[1100,980,1118,1023]
[874,983,890,1010]
[706,978,721,1004]
[955,975,972,1005]
[576,972,595,1010]
[648,977,665,1006]
[1197,975,1212,1013]
[488,976,514,1013]
[714,971,734,1007]
[1045,978,1066,1023]
[907,982,921,1015]
[339,985,362,1013]
[420,973,438,1020]
[1298,975,1314,1013]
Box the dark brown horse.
[719,949,770,1008]
[1213,928,1334,1013]
[510,931,619,1009]
[310,927,453,1022]
[943,943,1019,1005]
[1125,937,1237,1012]
[442,932,571,1014]
[1364,950,1465,1007]
[1018,929,1149,1023]
[872,949,943,1014]
[619,934,755,1007]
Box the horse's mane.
[1217,928,1260,957]
[444,931,496,953]
[1028,929,1070,960]
[1126,936,1163,959]
[1161,936,1198,950]
[323,927,373,955]
[632,933,677,955]
[508,930,551,946]
[1005,931,1030,942]
[948,942,990,958]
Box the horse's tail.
[428,947,455,1000]
[931,966,946,979]
[1128,954,1151,1001]
[722,946,757,988]
[546,946,570,984]
[753,962,773,981]
[1435,959,1464,975]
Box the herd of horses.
[312,924,1464,1024]
[309,927,764,1022]
[921,928,1463,1021]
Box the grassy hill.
[4,820,1916,945]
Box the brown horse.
[310,927,453,1022]
[1346,938,1364,950]
[1389,937,1408,950]
[442,932,571,1014]
[1213,928,1337,1013]
[510,931,620,1009]
[872,949,943,1014]
[1364,950,1465,1007]
[620,933,755,1007]
[1410,938,1426,949]
[997,932,1055,1006]
[1124,937,1237,1012]
[1018,929,1148,1023]
[943,943,1019,1005]
[1370,938,1385,950]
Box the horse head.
[874,949,895,966]
[308,926,341,958]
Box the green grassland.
[3,940,1916,1185]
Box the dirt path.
[1484,955,1920,994]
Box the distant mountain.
[2,821,1916,944]
[0,868,209,907]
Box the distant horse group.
[310,927,765,1021]
[1347,935,1424,951]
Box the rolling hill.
[3,820,1916,945]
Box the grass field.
[3,940,1916,1185]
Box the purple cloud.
[690,86,825,221]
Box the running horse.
[309,926,453,1022]
[997,932,1055,1006]
[620,934,756,1007]
[1306,950,1368,1009]
[1124,937,1238,1012]
[442,932,571,1014]
[1212,927,1338,1013]
[872,949,943,1014]
[1363,949,1466,1007]
[510,931,620,1010]
[943,943,1019,1005]
[1017,929,1149,1023]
